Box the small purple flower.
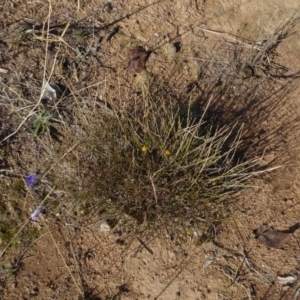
[25,174,37,186]
[30,207,43,221]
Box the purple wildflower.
[25,174,37,186]
[30,207,43,221]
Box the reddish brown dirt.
[1,1,300,299]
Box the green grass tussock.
[80,93,255,242]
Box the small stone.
[277,275,296,285]
[203,258,214,269]
[41,80,57,101]
[100,221,111,232]
[0,67,8,74]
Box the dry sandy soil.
[1,0,300,299]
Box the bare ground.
[1,0,300,299]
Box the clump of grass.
[81,95,256,242]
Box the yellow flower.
[141,145,148,153]
[186,228,193,236]
[164,149,171,156]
